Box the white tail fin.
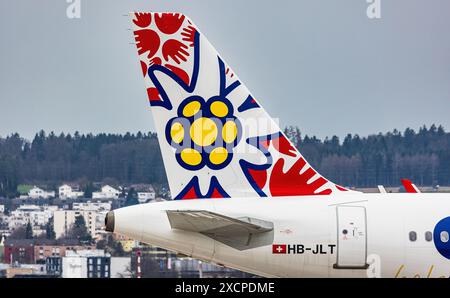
[131,12,352,200]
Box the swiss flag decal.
[272,244,287,254]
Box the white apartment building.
[92,185,120,200]
[72,202,112,232]
[62,250,130,278]
[72,202,111,212]
[62,250,108,278]
[137,192,156,204]
[28,186,55,199]
[59,184,84,200]
[32,227,46,237]
[8,205,57,230]
[53,210,96,239]
[0,215,10,227]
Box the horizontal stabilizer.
[166,210,274,250]
[377,185,387,193]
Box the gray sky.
[1,0,449,141]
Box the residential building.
[130,184,156,204]
[16,196,51,205]
[72,201,112,232]
[46,256,62,276]
[5,267,35,278]
[2,239,96,266]
[3,239,35,265]
[62,250,110,278]
[137,192,156,204]
[92,185,120,200]
[59,184,84,200]
[119,239,139,253]
[53,210,96,239]
[32,228,46,237]
[112,233,140,244]
[72,201,111,212]
[112,233,129,241]
[8,205,57,233]
[0,213,8,235]
[87,254,110,278]
[62,251,86,278]
[34,241,96,263]
[5,265,46,278]
[28,186,55,199]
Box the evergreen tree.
[9,227,26,239]
[125,187,139,206]
[45,217,56,240]
[65,215,92,243]
[83,182,95,199]
[0,127,449,190]
[25,221,33,239]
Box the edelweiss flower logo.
[166,95,242,171]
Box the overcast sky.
[0,0,449,141]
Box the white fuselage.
[113,193,450,278]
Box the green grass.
[17,184,33,195]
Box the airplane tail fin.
[401,179,421,193]
[130,12,354,199]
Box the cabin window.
[409,231,417,242]
[440,231,449,243]
[425,231,432,242]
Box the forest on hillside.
[283,125,450,188]
[0,131,166,197]
[0,125,449,197]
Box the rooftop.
[4,238,82,246]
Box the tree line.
[0,125,449,197]
[0,131,166,197]
[284,124,450,188]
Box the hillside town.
[0,183,251,278]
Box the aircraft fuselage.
[111,193,450,278]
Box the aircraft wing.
[166,210,274,251]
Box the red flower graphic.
[269,157,332,196]
[155,13,185,35]
[133,12,197,103]
[135,29,160,59]
[163,39,189,64]
[181,25,196,47]
[133,12,152,28]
